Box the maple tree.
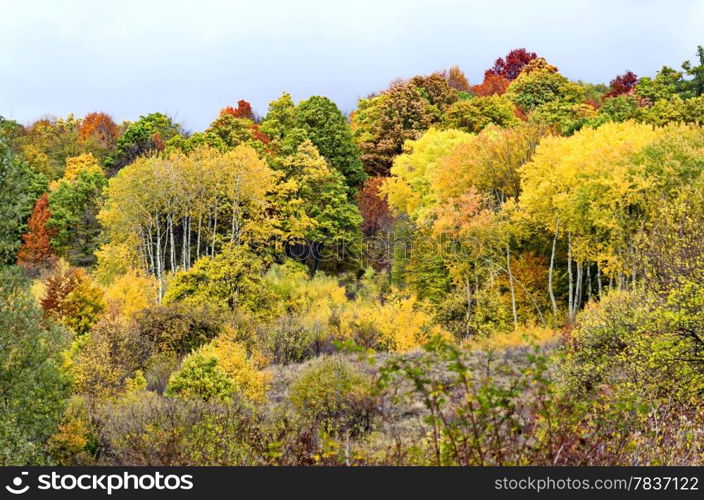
[357,176,394,237]
[78,112,120,162]
[604,71,638,98]
[220,99,255,120]
[487,48,538,81]
[471,73,511,96]
[17,193,56,272]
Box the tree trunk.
[182,216,188,270]
[310,242,321,276]
[196,213,202,260]
[464,275,472,338]
[231,176,241,244]
[597,264,603,298]
[211,209,218,257]
[567,232,573,323]
[548,219,559,319]
[574,262,583,318]
[155,217,164,302]
[168,214,175,273]
[187,215,192,269]
[146,223,155,276]
[586,263,592,302]
[506,241,518,329]
[630,243,637,289]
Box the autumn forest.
[2,47,704,465]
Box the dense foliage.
[2,47,704,465]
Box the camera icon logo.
[5,471,30,495]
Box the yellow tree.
[382,128,474,225]
[519,121,662,320]
[99,145,278,300]
[429,125,548,329]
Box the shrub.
[261,315,317,365]
[166,350,235,402]
[69,312,151,403]
[209,329,271,402]
[379,337,564,465]
[163,243,274,315]
[42,266,105,335]
[99,393,262,465]
[289,356,378,437]
[337,294,449,352]
[166,331,270,403]
[133,303,223,357]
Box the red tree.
[487,48,538,81]
[357,176,395,270]
[220,99,255,120]
[472,73,511,96]
[17,193,56,272]
[357,176,394,237]
[605,71,638,97]
[79,112,120,149]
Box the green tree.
[634,66,684,102]
[295,96,366,191]
[163,242,273,314]
[105,113,181,176]
[0,116,25,152]
[165,350,235,402]
[200,108,269,153]
[594,95,644,124]
[0,267,71,465]
[47,154,107,266]
[0,138,48,264]
[260,92,298,145]
[441,96,519,133]
[277,141,363,273]
[505,58,585,112]
[682,45,704,97]
[352,82,435,175]
[528,101,595,135]
[645,95,704,126]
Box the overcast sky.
[1,0,702,131]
